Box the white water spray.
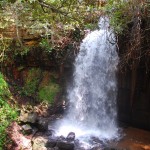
[55,17,119,142]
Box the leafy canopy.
[0,0,100,33]
[0,0,149,63]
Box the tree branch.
[37,0,82,23]
[37,0,67,16]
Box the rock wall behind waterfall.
[118,64,150,130]
[117,24,150,130]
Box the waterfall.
[55,17,119,141]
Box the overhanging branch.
[37,0,67,16]
[37,0,82,23]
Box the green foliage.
[104,0,148,34]
[0,0,102,63]
[0,38,30,63]
[84,23,98,30]
[0,38,12,62]
[0,73,18,149]
[103,0,130,33]
[20,47,30,56]
[12,46,30,58]
[22,68,41,96]
[21,69,60,104]
[0,73,10,97]
[0,0,100,37]
[38,78,60,103]
[0,0,149,37]
[39,38,53,53]
[0,0,149,67]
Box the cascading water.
[55,17,120,145]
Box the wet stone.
[46,129,55,136]
[57,140,74,150]
[47,147,60,150]
[46,137,57,148]
[58,135,66,141]
[22,124,32,134]
[74,139,85,150]
[66,132,75,142]
[19,112,37,123]
[91,137,103,144]
[37,117,49,131]
[91,146,102,150]
[32,136,48,150]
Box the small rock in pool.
[46,137,57,148]
[66,132,75,141]
[58,135,66,141]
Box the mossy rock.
[22,68,60,103]
[38,71,60,104]
[38,82,60,104]
[22,68,42,96]
[39,71,51,87]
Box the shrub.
[0,73,18,149]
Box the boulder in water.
[37,117,49,131]
[66,132,75,141]
[58,135,66,141]
[57,140,74,150]
[46,137,57,148]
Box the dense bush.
[0,73,18,149]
